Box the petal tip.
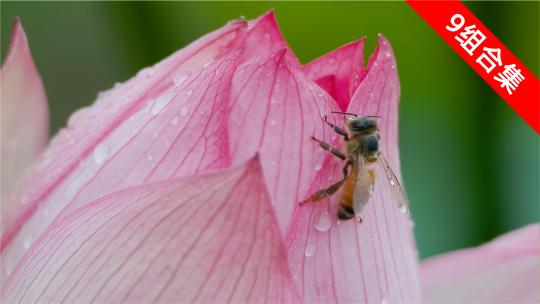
[4,17,30,66]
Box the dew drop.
[171,116,179,125]
[314,212,332,232]
[304,242,316,257]
[43,207,52,218]
[153,132,159,138]
[151,92,174,115]
[385,50,391,58]
[270,98,277,104]
[314,162,323,172]
[186,89,193,96]
[271,161,277,166]
[389,178,396,186]
[399,204,409,214]
[144,99,154,113]
[336,219,342,225]
[270,120,277,126]
[20,194,30,205]
[174,74,188,86]
[203,61,212,68]
[180,106,188,116]
[147,155,154,161]
[93,144,109,164]
[23,237,32,249]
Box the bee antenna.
[330,111,358,117]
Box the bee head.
[347,116,378,133]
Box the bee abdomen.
[337,203,355,220]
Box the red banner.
[406,1,540,134]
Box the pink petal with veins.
[1,20,246,275]
[285,35,421,302]
[2,158,301,303]
[0,18,48,205]
[302,38,366,110]
[232,10,297,66]
[228,48,340,233]
[421,224,539,303]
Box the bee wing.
[377,153,409,214]
[352,156,375,214]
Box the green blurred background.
[1,2,538,259]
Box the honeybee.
[300,112,409,222]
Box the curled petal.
[302,38,365,110]
[421,224,540,303]
[1,158,300,303]
[0,18,48,204]
[228,48,340,233]
[1,21,245,274]
[285,35,421,302]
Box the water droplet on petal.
[314,162,323,172]
[144,99,154,113]
[23,237,32,249]
[147,155,154,161]
[20,194,30,205]
[171,116,179,125]
[174,74,188,86]
[151,92,174,115]
[43,207,52,218]
[270,120,277,126]
[381,295,389,304]
[180,106,188,116]
[93,143,109,164]
[186,89,193,96]
[314,212,332,232]
[399,204,409,214]
[270,98,277,104]
[203,61,212,68]
[304,242,316,257]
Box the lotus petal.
[285,35,421,302]
[302,38,366,110]
[1,158,300,303]
[0,18,48,204]
[228,48,340,233]
[421,224,539,303]
[1,20,246,275]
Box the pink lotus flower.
[1,12,538,303]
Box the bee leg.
[323,115,349,141]
[343,160,353,177]
[311,136,346,160]
[300,179,345,206]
